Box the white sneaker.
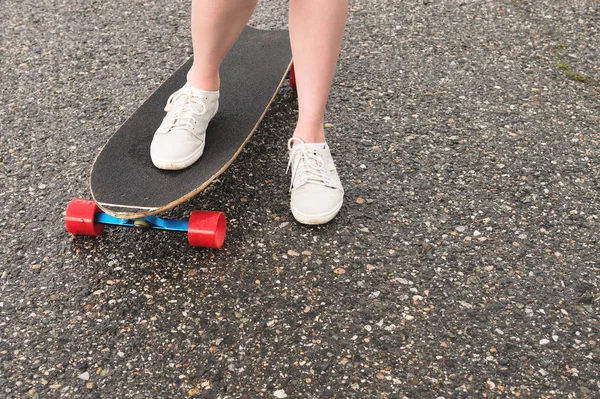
[287,137,344,225]
[150,83,219,170]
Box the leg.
[151,0,257,170]
[289,0,348,143]
[286,0,347,224]
[187,0,259,91]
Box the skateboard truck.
[65,198,226,249]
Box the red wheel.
[65,198,105,236]
[187,211,226,249]
[289,63,297,90]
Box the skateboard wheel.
[65,198,105,236]
[289,63,297,90]
[187,211,226,249]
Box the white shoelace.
[159,86,207,135]
[286,137,332,192]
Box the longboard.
[65,27,294,248]
[91,26,292,218]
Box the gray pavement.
[1,0,599,397]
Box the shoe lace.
[159,86,207,135]
[286,137,332,192]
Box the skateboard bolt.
[133,220,152,230]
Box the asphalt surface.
[1,0,599,398]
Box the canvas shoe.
[286,137,344,224]
[150,83,219,170]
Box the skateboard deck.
[90,27,292,219]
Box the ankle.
[187,67,220,92]
[293,126,326,144]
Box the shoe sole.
[151,143,205,170]
[290,198,343,225]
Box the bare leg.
[187,0,259,91]
[151,0,258,170]
[289,0,348,143]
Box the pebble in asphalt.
[1,0,599,397]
